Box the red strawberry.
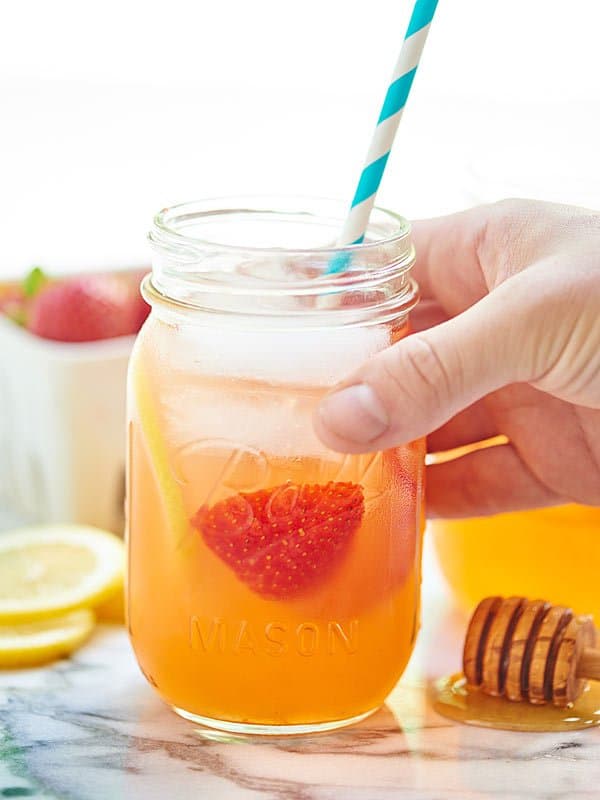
[27,273,149,342]
[122,269,151,330]
[192,481,365,600]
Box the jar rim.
[150,195,411,257]
[147,195,418,328]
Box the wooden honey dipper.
[463,596,600,708]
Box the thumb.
[314,281,539,453]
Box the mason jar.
[127,196,425,734]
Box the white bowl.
[0,315,133,534]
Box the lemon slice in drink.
[0,525,125,622]
[132,360,188,543]
[0,610,95,667]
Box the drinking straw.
[327,0,439,274]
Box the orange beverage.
[127,198,425,733]
[432,504,600,619]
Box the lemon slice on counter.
[0,609,95,667]
[0,525,125,622]
[95,585,125,624]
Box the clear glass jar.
[126,196,425,734]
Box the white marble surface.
[1,554,599,800]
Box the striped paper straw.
[327,0,438,273]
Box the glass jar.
[126,196,425,734]
[432,504,600,619]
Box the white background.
[1,0,599,275]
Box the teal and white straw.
[329,0,439,272]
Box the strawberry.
[192,481,365,600]
[122,269,151,331]
[27,272,149,342]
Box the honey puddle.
[433,673,600,732]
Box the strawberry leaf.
[23,267,48,298]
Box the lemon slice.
[0,525,125,622]
[0,609,95,667]
[95,585,125,624]
[132,360,188,543]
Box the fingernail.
[318,384,389,444]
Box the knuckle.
[491,197,532,220]
[481,199,538,281]
[381,335,456,408]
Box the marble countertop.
[1,554,598,800]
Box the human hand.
[314,200,600,517]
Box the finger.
[425,443,560,518]
[410,210,490,311]
[315,277,537,454]
[427,401,499,454]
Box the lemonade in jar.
[126,197,425,733]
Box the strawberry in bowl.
[3,267,150,342]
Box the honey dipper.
[463,596,600,708]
